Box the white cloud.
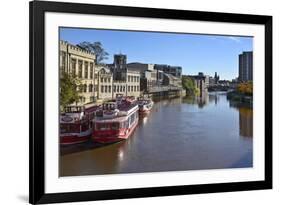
[225,36,241,43]
[207,35,241,43]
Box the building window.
[84,62,89,79]
[104,78,107,83]
[90,63,93,79]
[108,86,111,93]
[134,86,136,91]
[71,58,76,76]
[137,86,139,91]
[101,77,103,82]
[128,86,130,92]
[78,60,83,78]
[83,84,87,93]
[101,85,104,93]
[113,85,116,92]
[108,78,111,83]
[61,51,66,72]
[105,85,108,93]
[123,86,125,92]
[89,84,93,92]
[117,86,119,92]
[79,84,83,92]
[128,76,130,82]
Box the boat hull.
[93,120,138,144]
[139,108,151,114]
[60,129,92,145]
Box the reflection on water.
[60,91,253,176]
[229,100,253,137]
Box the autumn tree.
[237,82,253,95]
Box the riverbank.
[227,91,253,105]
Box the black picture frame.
[29,0,272,204]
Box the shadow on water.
[60,141,113,156]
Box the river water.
[60,92,253,176]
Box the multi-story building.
[113,81,127,97]
[95,66,113,100]
[59,40,96,104]
[127,62,154,74]
[127,62,157,92]
[125,70,141,97]
[163,73,182,87]
[94,65,141,100]
[108,54,141,98]
[154,64,182,78]
[239,51,253,82]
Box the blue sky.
[60,28,253,80]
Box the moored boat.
[137,96,154,114]
[92,96,139,143]
[60,105,100,145]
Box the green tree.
[77,41,109,64]
[182,76,196,95]
[60,72,81,110]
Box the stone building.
[154,64,182,78]
[163,73,182,87]
[113,81,127,97]
[108,54,141,98]
[59,40,96,104]
[60,42,142,104]
[95,66,113,100]
[127,63,157,92]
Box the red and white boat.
[60,105,100,145]
[137,96,154,114]
[92,96,139,143]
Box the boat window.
[60,124,80,133]
[81,122,89,131]
[60,124,67,134]
[112,122,120,130]
[121,121,128,128]
[96,123,110,131]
